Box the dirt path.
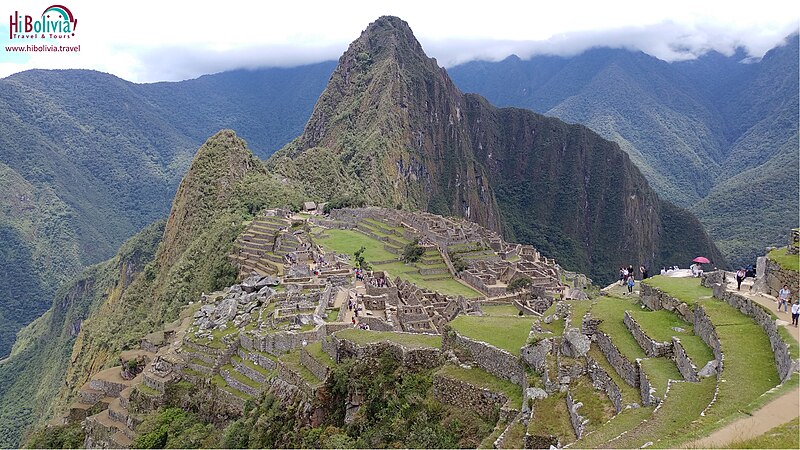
[685,274,799,448]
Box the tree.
[354,246,371,270]
[402,239,425,263]
[506,277,532,293]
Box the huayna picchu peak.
[270,15,723,283]
[7,15,796,450]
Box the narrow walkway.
[686,274,799,448]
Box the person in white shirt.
[791,300,799,327]
[778,285,791,312]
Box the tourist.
[660,267,666,275]
[735,268,746,290]
[791,300,799,327]
[640,265,648,279]
[778,285,791,312]
[619,267,625,285]
[627,275,635,294]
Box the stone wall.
[332,335,444,371]
[585,354,624,413]
[565,391,588,439]
[239,348,277,370]
[594,331,639,388]
[276,360,315,398]
[637,360,658,406]
[232,357,270,384]
[639,284,693,322]
[300,347,330,381]
[245,329,319,356]
[714,288,798,382]
[432,372,509,419]
[765,259,799,302]
[623,311,672,358]
[692,304,723,367]
[442,329,525,386]
[220,367,261,398]
[521,339,552,374]
[672,337,699,382]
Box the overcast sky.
[1,0,797,83]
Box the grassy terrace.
[437,364,523,408]
[591,296,647,360]
[626,308,713,366]
[279,350,323,386]
[335,328,441,349]
[768,246,799,272]
[610,377,716,448]
[527,392,576,445]
[570,376,616,433]
[449,315,534,354]
[481,304,520,316]
[639,357,681,398]
[220,364,260,389]
[575,406,653,448]
[729,417,800,449]
[586,346,640,404]
[305,342,335,368]
[231,354,274,378]
[640,277,783,446]
[314,228,482,298]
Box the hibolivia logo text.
[9,4,77,39]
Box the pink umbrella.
[693,256,711,264]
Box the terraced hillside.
[43,208,796,449]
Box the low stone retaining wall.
[300,347,330,382]
[710,285,797,381]
[244,329,319,356]
[443,329,525,386]
[594,331,639,388]
[432,372,510,420]
[276,360,315,398]
[623,311,672,358]
[693,305,723,370]
[333,334,444,371]
[220,368,261,398]
[238,348,276,371]
[232,358,270,384]
[639,284,693,322]
[672,337,699,382]
[566,391,588,439]
[637,360,658,406]
[585,354,624,413]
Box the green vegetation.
[587,346,640,404]
[639,358,681,398]
[768,247,800,272]
[570,376,616,429]
[437,364,523,408]
[305,342,335,368]
[133,407,219,448]
[315,229,396,262]
[506,276,532,293]
[527,392,576,444]
[575,406,653,448]
[627,309,713,366]
[591,296,647,360]
[335,328,441,349]
[642,276,712,303]
[22,422,84,449]
[481,304,521,316]
[449,316,534,354]
[402,239,426,263]
[728,417,800,449]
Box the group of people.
[618,265,648,293]
[777,285,800,327]
[368,276,388,288]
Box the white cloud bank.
[0,0,797,82]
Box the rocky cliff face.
[271,16,723,282]
[271,16,502,231]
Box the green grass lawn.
[373,261,481,297]
[570,376,616,431]
[481,304,521,316]
[527,392,577,445]
[304,342,335,368]
[575,405,653,448]
[728,417,800,449]
[627,309,713,366]
[315,228,397,261]
[610,377,716,448]
[437,364,523,408]
[639,357,681,398]
[449,315,534,354]
[643,277,783,445]
[591,296,647,361]
[768,247,799,272]
[279,350,323,386]
[643,276,712,303]
[335,328,441,349]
